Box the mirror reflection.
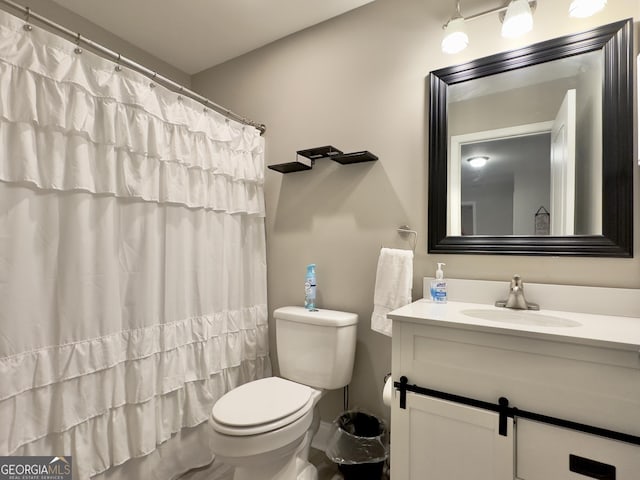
[447,50,603,237]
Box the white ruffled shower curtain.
[0,9,270,480]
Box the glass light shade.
[441,18,469,54]
[569,0,607,18]
[501,0,533,38]
[467,156,488,168]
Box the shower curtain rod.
[0,0,267,135]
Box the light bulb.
[442,17,469,54]
[501,0,533,38]
[569,0,607,18]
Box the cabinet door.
[517,419,640,480]
[391,392,514,480]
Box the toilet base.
[230,432,317,480]
[233,458,317,480]
[295,458,318,480]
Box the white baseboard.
[311,420,332,451]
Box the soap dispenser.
[430,263,448,303]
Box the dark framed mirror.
[428,19,633,257]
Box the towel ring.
[397,225,417,252]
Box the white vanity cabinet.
[389,300,640,480]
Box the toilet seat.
[210,377,316,436]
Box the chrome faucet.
[495,275,539,311]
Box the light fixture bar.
[464,4,509,22]
[443,3,506,28]
[450,1,536,23]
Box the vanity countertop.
[389,300,640,351]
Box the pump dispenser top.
[435,263,445,280]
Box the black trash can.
[325,411,389,480]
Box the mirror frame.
[428,19,633,257]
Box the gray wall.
[513,147,551,235]
[462,178,515,235]
[189,0,640,426]
[449,78,570,136]
[575,59,604,234]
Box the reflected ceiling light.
[569,0,607,18]
[501,0,534,38]
[467,156,489,168]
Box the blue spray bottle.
[304,264,317,310]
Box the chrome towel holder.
[397,225,417,251]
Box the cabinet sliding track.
[394,376,640,446]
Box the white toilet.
[208,306,358,480]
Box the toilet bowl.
[209,377,323,480]
[208,307,358,480]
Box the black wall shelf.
[332,151,378,164]
[267,162,312,174]
[268,145,377,173]
[297,146,343,160]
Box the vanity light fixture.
[442,0,607,54]
[441,0,536,55]
[442,1,469,54]
[569,0,607,18]
[467,155,489,168]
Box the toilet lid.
[211,377,314,429]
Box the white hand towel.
[371,247,413,337]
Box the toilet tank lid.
[274,306,358,327]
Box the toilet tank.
[274,306,358,390]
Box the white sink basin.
[461,308,582,328]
